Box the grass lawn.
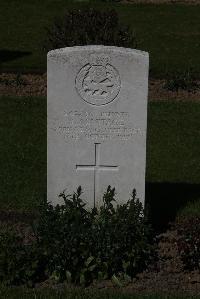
[0,96,46,210]
[0,285,200,299]
[177,197,200,218]
[0,96,199,212]
[1,1,200,77]
[146,101,200,184]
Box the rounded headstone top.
[47,45,149,59]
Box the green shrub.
[0,227,46,286]
[0,186,154,287]
[35,186,154,285]
[44,8,137,51]
[177,217,200,272]
[163,69,199,92]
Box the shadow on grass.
[0,49,31,64]
[146,182,200,233]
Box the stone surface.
[47,46,149,207]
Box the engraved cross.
[76,143,119,207]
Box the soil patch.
[0,73,200,102]
[87,228,200,296]
[0,73,46,97]
[122,0,200,4]
[123,229,200,296]
[149,79,200,102]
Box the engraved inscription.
[51,110,143,141]
[75,55,121,106]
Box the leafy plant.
[14,73,27,87]
[34,186,95,284]
[35,186,154,285]
[44,8,137,51]
[0,227,46,286]
[177,216,200,272]
[0,186,155,287]
[163,69,199,93]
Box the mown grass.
[0,285,200,299]
[146,101,200,184]
[0,96,46,210]
[1,1,200,77]
[0,96,199,211]
[177,198,200,218]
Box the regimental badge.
[75,54,121,106]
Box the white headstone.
[47,46,149,208]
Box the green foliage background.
[1,1,200,77]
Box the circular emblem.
[75,63,121,106]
